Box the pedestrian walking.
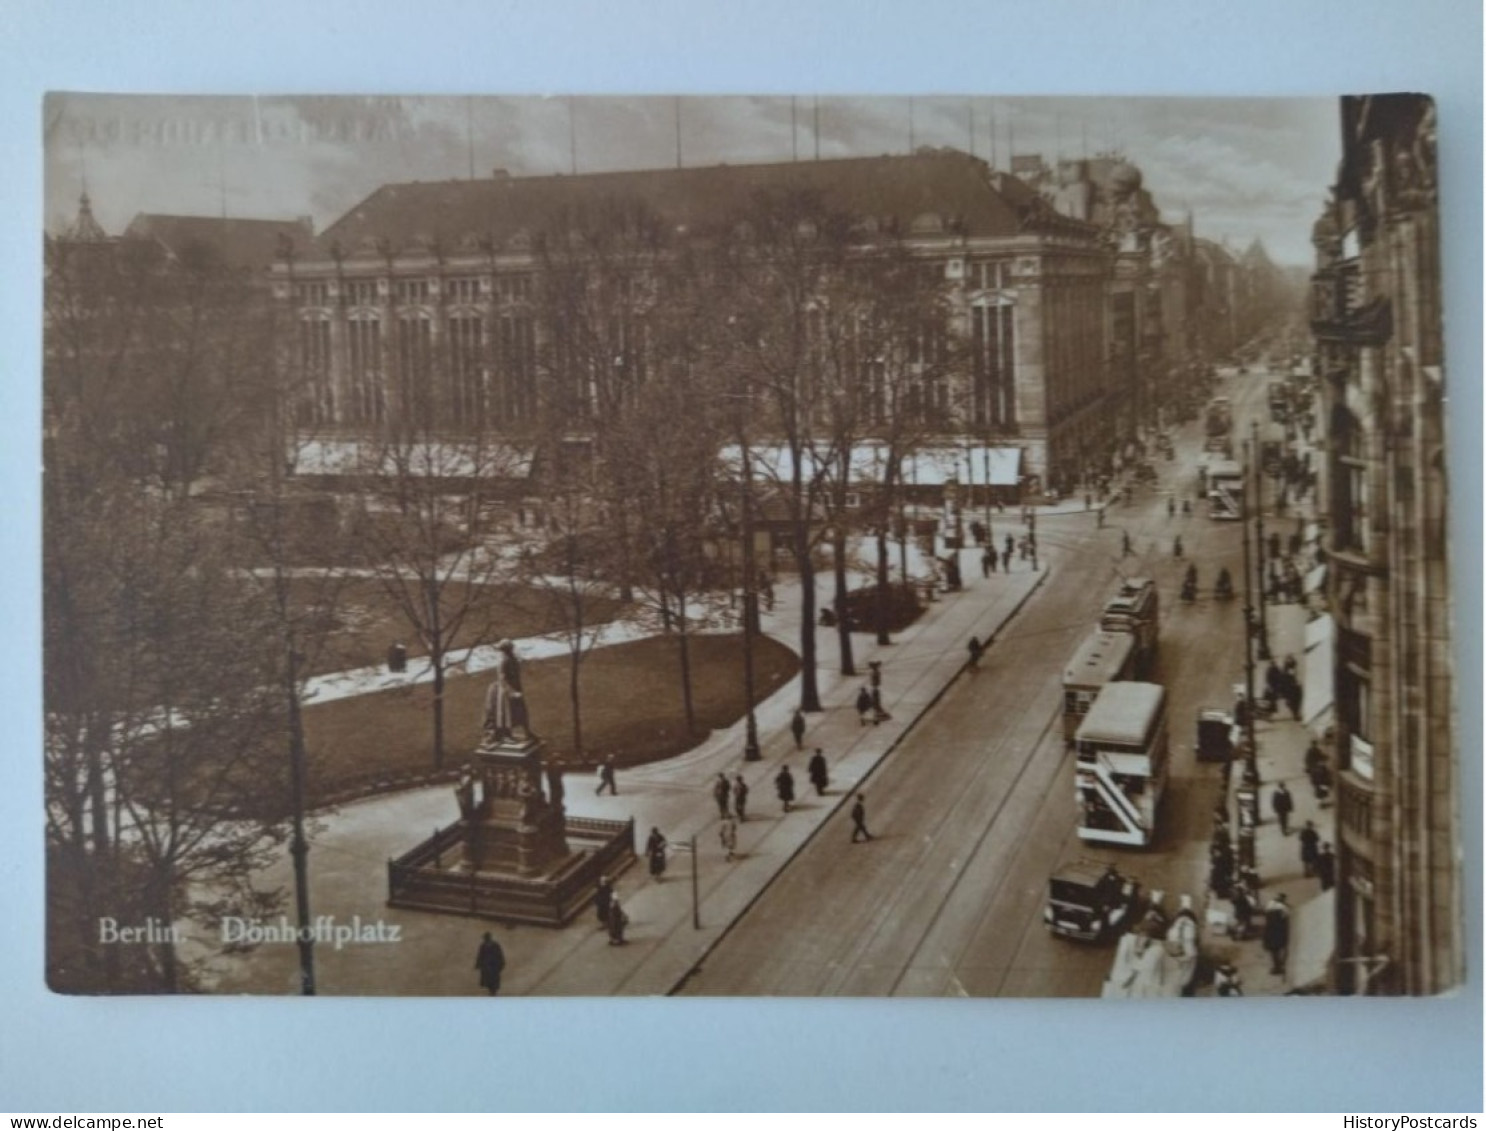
[775,765,796,813]
[1003,533,1014,561]
[719,816,738,862]
[712,772,732,819]
[1316,843,1337,891]
[646,827,668,879]
[1299,820,1320,877]
[606,897,629,946]
[1001,547,1013,573]
[1230,882,1255,941]
[1085,493,1092,511]
[1271,781,1295,835]
[966,634,984,669]
[868,660,882,690]
[595,755,618,796]
[850,793,874,842]
[733,773,749,821]
[807,748,829,796]
[855,685,873,726]
[593,876,614,928]
[1262,893,1291,976]
[981,549,994,577]
[1283,674,1303,721]
[1173,535,1184,558]
[474,931,506,996]
[1122,531,1133,558]
[789,707,807,750]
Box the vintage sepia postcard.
[43,93,1459,998]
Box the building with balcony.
[1309,94,1456,995]
[270,149,1119,496]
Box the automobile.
[1196,708,1234,762]
[1044,861,1142,942]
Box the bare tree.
[43,232,291,993]
[714,188,858,713]
[350,272,526,770]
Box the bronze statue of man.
[483,640,534,743]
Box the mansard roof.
[316,148,1098,259]
[123,213,314,273]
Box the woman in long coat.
[646,827,668,879]
[474,932,505,995]
[775,765,796,813]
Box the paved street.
[680,365,1304,997]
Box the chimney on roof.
[492,168,510,180]
[297,215,315,237]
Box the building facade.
[270,150,1120,495]
[1310,94,1457,995]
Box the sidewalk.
[201,542,1051,996]
[1203,429,1334,997]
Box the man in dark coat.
[733,773,749,821]
[789,708,807,750]
[1271,781,1295,835]
[1004,533,1014,561]
[850,794,874,842]
[775,765,796,813]
[855,685,873,726]
[1298,820,1320,877]
[475,932,506,995]
[967,635,984,669]
[982,549,994,577]
[1316,843,1337,891]
[712,773,732,819]
[1262,893,1290,976]
[807,748,829,796]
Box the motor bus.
[1062,629,1137,743]
[1206,459,1245,520]
[1099,578,1159,677]
[1074,681,1169,847]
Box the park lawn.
[288,578,628,677]
[301,632,799,801]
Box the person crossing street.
[850,794,874,842]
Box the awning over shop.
[720,442,1022,487]
[1289,888,1336,990]
[293,439,535,479]
[1303,613,1335,731]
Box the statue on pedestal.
[483,640,535,745]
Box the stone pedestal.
[388,736,635,927]
[461,736,570,875]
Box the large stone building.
[1309,94,1457,995]
[271,149,1122,495]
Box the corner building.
[1310,94,1458,995]
[274,150,1117,495]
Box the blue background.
[1,0,1480,1112]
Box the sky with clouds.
[45,93,1340,265]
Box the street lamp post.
[1250,421,1271,660]
[738,436,762,762]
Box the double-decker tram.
[1206,459,1245,520]
[1099,578,1159,677]
[1074,681,1169,847]
[1062,630,1137,744]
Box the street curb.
[665,561,1053,995]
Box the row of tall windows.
[971,302,1015,429]
[311,275,537,308]
[326,314,539,429]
